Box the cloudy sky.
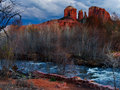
[15,0,120,25]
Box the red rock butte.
[78,10,83,20]
[64,6,77,20]
[89,6,110,22]
[84,12,87,19]
[20,6,111,28]
[64,6,110,22]
[63,6,110,23]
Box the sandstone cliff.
[15,6,112,29]
[40,6,111,27]
[64,6,77,20]
[89,6,110,22]
[78,10,83,21]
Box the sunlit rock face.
[88,6,110,22]
[64,6,77,20]
[84,11,87,19]
[78,10,83,21]
[39,6,80,28]
[38,19,81,28]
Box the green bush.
[50,77,56,82]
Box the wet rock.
[12,65,18,72]
[72,76,81,80]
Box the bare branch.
[0,0,21,32]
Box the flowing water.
[1,60,120,89]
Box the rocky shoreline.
[32,71,119,90]
[1,69,118,90]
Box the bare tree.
[0,0,21,79]
[0,0,21,40]
[105,47,120,90]
[111,12,119,21]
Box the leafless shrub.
[104,47,120,90]
[0,0,21,80]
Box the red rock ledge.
[33,71,119,90]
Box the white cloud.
[83,0,120,15]
[16,0,88,20]
[102,0,120,15]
